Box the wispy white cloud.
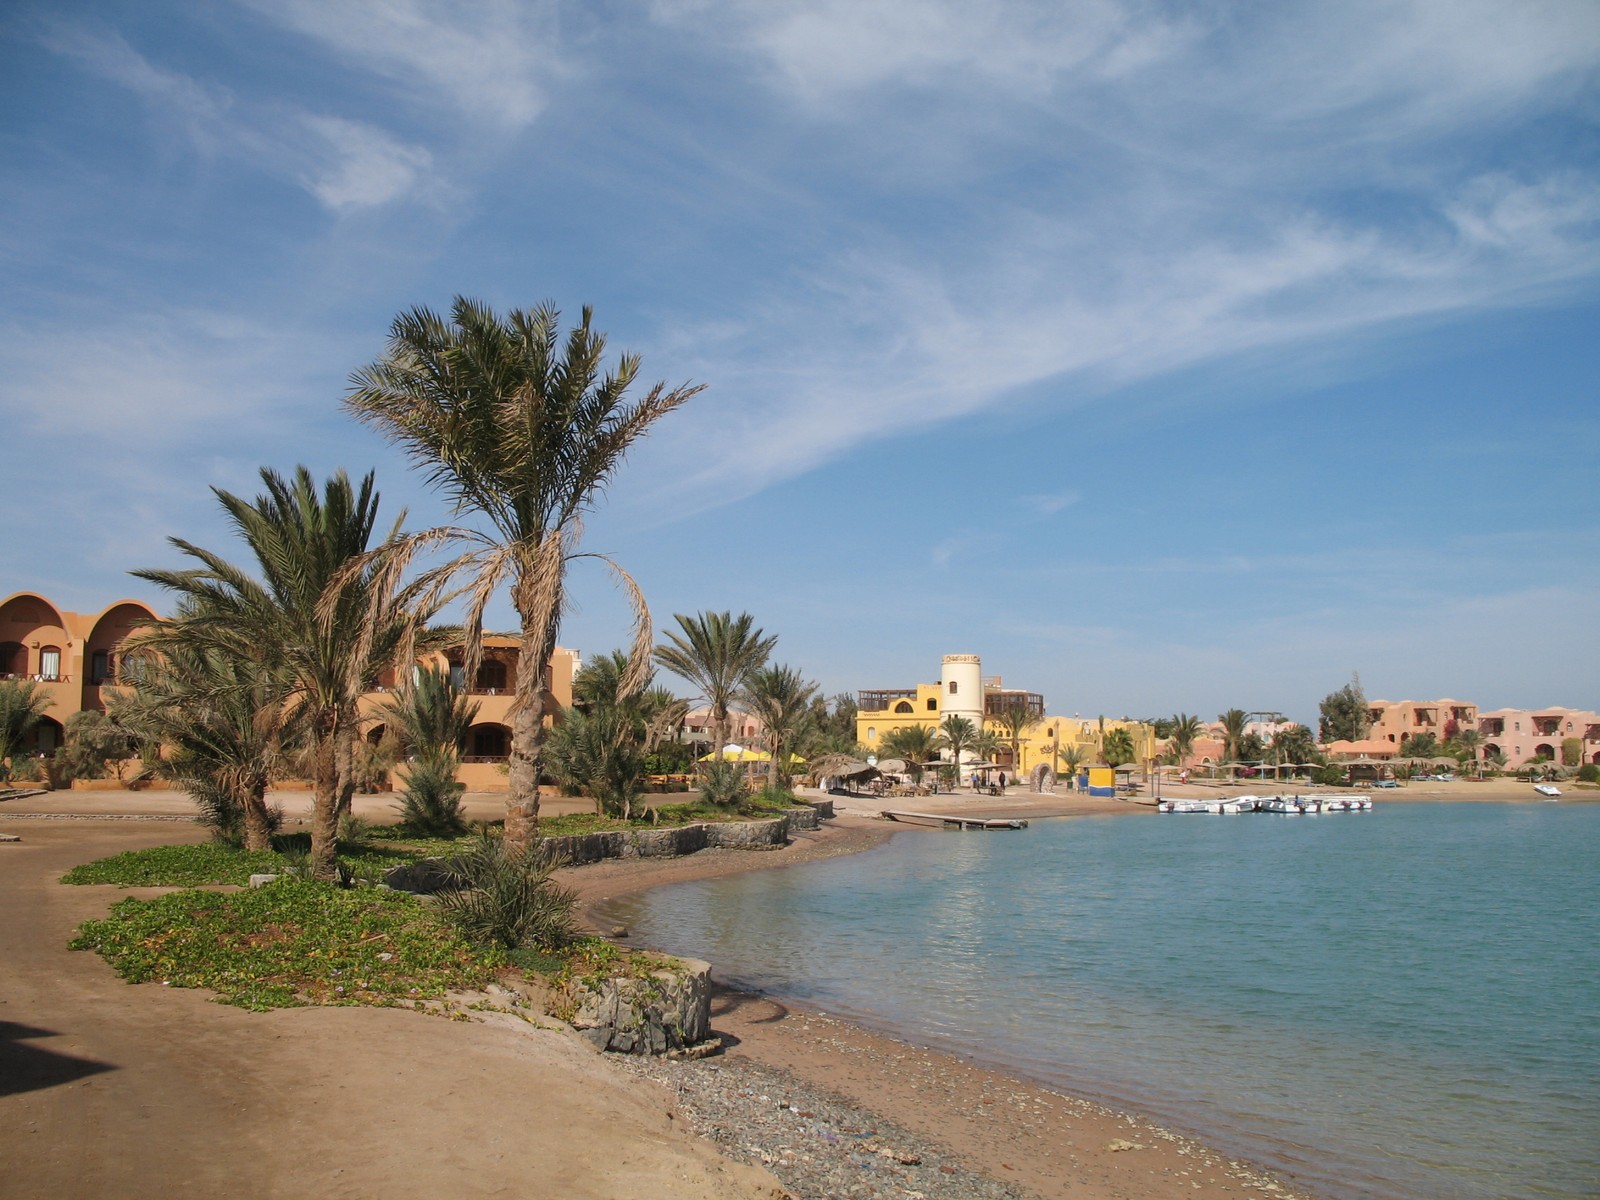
[623,0,1600,515]
[1023,492,1079,516]
[639,170,1600,513]
[237,0,560,128]
[43,22,438,212]
[296,114,436,211]
[0,307,334,440]
[686,0,1198,106]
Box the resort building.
[2,589,578,791]
[1363,698,1480,750]
[362,637,580,791]
[1475,708,1600,768]
[855,653,1157,781]
[0,590,159,755]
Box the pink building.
[1363,698,1479,750]
[1476,708,1600,768]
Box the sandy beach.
[2,777,1587,1199]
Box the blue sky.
[3,1,1597,727]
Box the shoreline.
[10,779,1587,1199]
[555,777,1594,1198]
[558,791,1320,1200]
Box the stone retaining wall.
[385,808,832,891]
[536,814,792,867]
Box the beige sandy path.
[0,819,784,1200]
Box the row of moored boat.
[1158,795,1373,814]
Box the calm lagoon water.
[600,802,1600,1200]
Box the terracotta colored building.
[1476,707,1600,768]
[1,590,578,791]
[1363,698,1479,750]
[0,590,159,755]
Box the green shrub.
[1313,764,1347,787]
[434,832,578,951]
[697,761,747,810]
[1577,764,1599,783]
[7,754,46,784]
[393,759,470,838]
[68,880,499,1010]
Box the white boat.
[1257,794,1321,814]
[1321,795,1373,812]
[1535,784,1561,799]
[1160,796,1260,814]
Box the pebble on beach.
[615,1053,1027,1200]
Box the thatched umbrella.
[811,753,879,788]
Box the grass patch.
[61,843,286,887]
[68,879,502,1010]
[59,830,471,888]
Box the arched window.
[0,642,25,676]
[867,727,876,741]
[469,725,510,759]
[893,700,913,714]
[90,650,112,684]
[39,646,61,680]
[948,681,958,694]
[926,698,936,711]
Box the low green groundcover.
[60,843,287,887]
[69,880,503,1011]
[59,836,456,888]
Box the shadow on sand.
[0,1020,116,1098]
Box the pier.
[881,810,1029,830]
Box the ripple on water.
[603,804,1600,1200]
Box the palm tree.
[1102,727,1136,767]
[1058,742,1087,783]
[1219,708,1249,764]
[654,611,776,761]
[134,466,427,879]
[0,679,53,782]
[381,665,480,771]
[1454,727,1483,778]
[344,297,702,850]
[740,664,817,794]
[109,632,290,850]
[993,699,1036,776]
[938,714,977,788]
[879,724,940,783]
[1168,712,1202,767]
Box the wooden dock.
[881,810,1029,830]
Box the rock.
[567,956,713,1056]
[248,873,280,888]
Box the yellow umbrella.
[695,743,807,764]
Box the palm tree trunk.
[310,720,340,880]
[241,779,272,852]
[505,588,561,853]
[335,724,357,820]
[713,705,729,762]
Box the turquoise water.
[600,803,1600,1200]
